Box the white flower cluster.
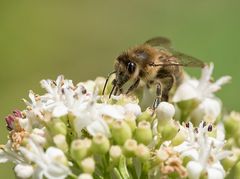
[0,64,237,179]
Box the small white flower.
[174,121,231,179]
[173,63,231,123]
[173,63,231,102]
[20,139,71,179]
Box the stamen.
[208,125,213,132]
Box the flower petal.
[186,161,203,179]
[87,119,110,137]
[0,150,9,163]
[207,162,225,179]
[14,164,34,178]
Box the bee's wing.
[169,50,206,68]
[144,37,172,49]
[145,37,206,68]
[150,50,206,68]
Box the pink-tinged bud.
[5,110,22,131]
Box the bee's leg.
[161,74,174,101]
[152,83,162,110]
[102,71,116,95]
[126,78,140,94]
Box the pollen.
[160,147,187,178]
[9,129,28,150]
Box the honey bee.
[103,37,206,109]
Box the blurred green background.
[0,0,239,178]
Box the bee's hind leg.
[161,74,174,102]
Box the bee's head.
[114,53,138,88]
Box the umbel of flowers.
[0,63,239,179]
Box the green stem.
[113,168,123,179]
[119,156,131,179]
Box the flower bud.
[171,128,186,146]
[78,174,93,179]
[92,133,110,155]
[53,134,68,153]
[14,164,34,179]
[137,108,154,123]
[70,139,92,161]
[111,121,132,145]
[134,121,153,145]
[110,145,122,164]
[30,128,46,146]
[123,139,138,157]
[125,114,137,132]
[157,120,178,141]
[224,112,240,139]
[156,102,175,121]
[81,157,95,174]
[51,120,67,136]
[186,161,203,179]
[135,144,150,162]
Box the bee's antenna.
[102,71,116,95]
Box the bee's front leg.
[126,78,140,94]
[152,83,162,110]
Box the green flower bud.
[92,133,110,155]
[177,99,199,123]
[125,114,137,132]
[224,117,238,139]
[51,121,67,136]
[123,139,138,157]
[70,139,92,162]
[157,120,178,141]
[135,144,150,162]
[111,121,132,145]
[53,134,68,153]
[110,145,122,164]
[103,116,114,128]
[134,121,153,145]
[81,157,95,174]
[78,174,93,179]
[171,129,186,146]
[137,108,154,123]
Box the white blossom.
[19,139,71,179]
[173,63,231,123]
[174,122,231,179]
[0,71,234,179]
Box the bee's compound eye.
[127,62,136,74]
